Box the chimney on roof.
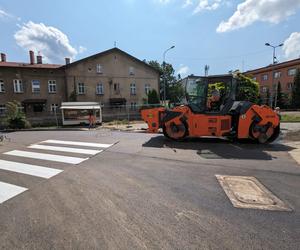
[1,53,6,62]
[36,55,43,64]
[65,57,70,65]
[29,50,35,64]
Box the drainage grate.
[216,175,292,211]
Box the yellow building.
[0,48,160,124]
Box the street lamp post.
[265,42,283,108]
[163,45,175,105]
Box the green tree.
[236,74,260,104]
[168,83,185,105]
[266,88,270,105]
[148,60,178,101]
[147,89,160,105]
[5,101,30,129]
[276,81,284,108]
[69,91,77,102]
[291,69,300,108]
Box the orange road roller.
[141,74,280,143]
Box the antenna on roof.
[114,41,117,48]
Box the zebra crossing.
[0,139,114,204]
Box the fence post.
[127,104,130,126]
[54,108,59,128]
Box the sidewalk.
[280,122,300,133]
[282,124,300,166]
[284,141,300,166]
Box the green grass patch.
[281,114,300,122]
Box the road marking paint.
[0,181,28,204]
[28,144,103,155]
[4,150,87,164]
[0,159,62,179]
[40,140,113,148]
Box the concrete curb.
[0,127,91,133]
[284,141,300,166]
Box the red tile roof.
[0,61,63,69]
[245,58,300,74]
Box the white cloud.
[156,0,171,4]
[283,32,300,60]
[0,8,20,21]
[0,9,11,19]
[14,21,78,63]
[183,0,193,8]
[217,0,300,33]
[78,46,87,53]
[153,0,223,12]
[193,0,222,14]
[177,65,190,76]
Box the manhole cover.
[216,175,292,211]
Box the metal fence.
[101,103,162,122]
[0,103,163,128]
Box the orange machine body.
[141,103,280,142]
[141,74,280,143]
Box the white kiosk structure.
[60,102,102,126]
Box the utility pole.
[204,65,210,76]
[265,42,283,108]
[163,45,175,105]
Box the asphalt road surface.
[0,129,299,249]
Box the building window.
[274,71,281,79]
[287,82,293,91]
[48,80,57,93]
[262,87,268,93]
[96,83,104,95]
[253,77,257,81]
[32,80,40,93]
[288,68,297,76]
[77,83,85,94]
[145,84,150,94]
[96,64,102,74]
[130,83,136,95]
[261,74,268,81]
[114,83,120,94]
[13,79,23,93]
[130,102,137,110]
[0,104,6,116]
[129,66,135,75]
[0,80,5,93]
[50,104,59,112]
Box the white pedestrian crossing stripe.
[0,139,114,204]
[0,181,28,204]
[4,150,87,164]
[0,159,62,179]
[40,139,113,148]
[28,144,103,155]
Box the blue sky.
[1,0,300,76]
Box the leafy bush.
[236,74,260,104]
[5,101,30,129]
[147,89,160,104]
[291,69,300,108]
